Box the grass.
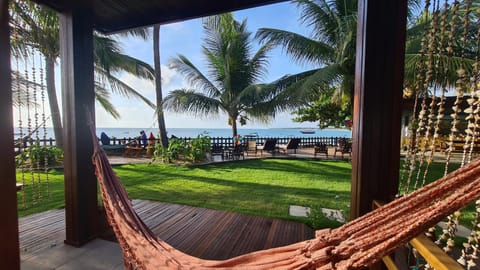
[16,158,477,230]
[16,168,66,217]
[17,159,352,229]
[114,159,352,228]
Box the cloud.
[96,104,156,128]
[161,65,177,87]
[116,72,155,96]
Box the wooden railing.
[372,200,463,270]
[15,136,348,151]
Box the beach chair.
[314,143,328,158]
[231,144,245,160]
[257,139,277,156]
[334,139,352,159]
[245,139,257,156]
[211,144,224,160]
[277,138,301,154]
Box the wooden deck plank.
[19,199,315,261]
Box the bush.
[153,134,211,163]
[188,135,211,162]
[16,144,63,168]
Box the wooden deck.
[20,199,314,262]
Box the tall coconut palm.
[164,13,297,136]
[10,1,155,148]
[153,24,168,148]
[255,0,423,126]
[256,0,358,115]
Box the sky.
[94,2,318,129]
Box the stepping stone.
[289,205,345,223]
[320,208,345,223]
[289,205,311,217]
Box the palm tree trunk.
[230,116,238,137]
[153,24,168,148]
[45,56,63,149]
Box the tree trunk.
[45,56,63,149]
[153,24,168,148]
[230,116,237,137]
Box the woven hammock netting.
[90,0,480,269]
[92,130,480,270]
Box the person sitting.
[148,132,156,146]
[233,134,244,146]
[140,130,148,148]
[100,132,110,145]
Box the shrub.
[153,134,211,163]
[16,143,63,168]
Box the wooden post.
[351,0,407,219]
[0,1,20,268]
[59,1,99,246]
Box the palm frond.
[169,55,221,98]
[94,83,121,119]
[95,68,156,109]
[256,28,333,66]
[109,53,155,81]
[248,42,274,83]
[11,70,42,107]
[404,54,475,89]
[113,27,150,40]
[163,89,222,116]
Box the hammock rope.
[90,122,480,269]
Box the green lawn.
[17,159,352,228]
[16,159,475,230]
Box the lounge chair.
[231,144,245,160]
[102,144,126,156]
[257,139,277,156]
[245,139,257,156]
[277,138,301,154]
[334,140,352,159]
[211,144,224,160]
[314,143,328,158]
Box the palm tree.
[403,1,478,92]
[255,0,423,126]
[256,0,358,116]
[10,1,155,148]
[153,24,168,148]
[164,13,296,136]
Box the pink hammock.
[91,130,480,269]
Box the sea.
[14,127,351,140]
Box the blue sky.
[95,1,318,129]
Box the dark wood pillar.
[0,1,20,268]
[59,2,99,246]
[351,0,407,219]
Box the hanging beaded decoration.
[401,0,432,195]
[402,0,480,266]
[436,0,472,255]
[12,20,27,209]
[11,1,51,207]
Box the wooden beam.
[0,0,20,269]
[351,0,407,218]
[59,1,99,246]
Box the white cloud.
[160,64,177,87]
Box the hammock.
[91,130,480,269]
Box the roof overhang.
[31,0,287,33]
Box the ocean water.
[15,127,351,140]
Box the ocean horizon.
[14,127,352,140]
